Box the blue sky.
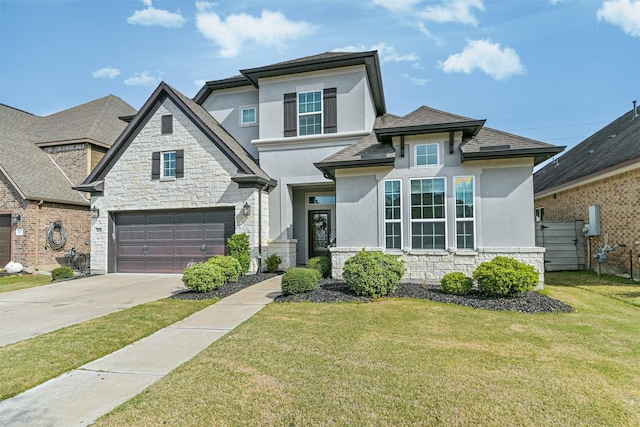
[1,0,639,157]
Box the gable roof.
[29,95,136,148]
[534,106,640,195]
[194,51,386,116]
[0,97,134,205]
[82,82,275,190]
[315,105,564,178]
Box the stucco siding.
[335,174,379,248]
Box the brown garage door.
[114,209,235,273]
[0,215,11,267]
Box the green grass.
[0,274,53,292]
[0,298,216,400]
[96,273,640,426]
[547,270,640,307]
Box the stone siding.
[266,240,297,270]
[535,167,640,277]
[330,246,545,288]
[91,100,267,274]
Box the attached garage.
[111,208,235,273]
[0,215,11,267]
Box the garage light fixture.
[242,202,251,216]
[91,207,100,218]
[12,213,21,224]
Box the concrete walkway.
[0,274,186,346]
[0,276,282,426]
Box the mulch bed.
[173,274,573,313]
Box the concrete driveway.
[0,274,186,346]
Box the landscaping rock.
[4,261,23,274]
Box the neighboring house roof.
[30,95,136,148]
[81,82,275,191]
[194,51,386,116]
[316,105,564,178]
[0,97,134,205]
[534,105,640,196]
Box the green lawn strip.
[97,285,640,426]
[0,298,216,401]
[0,274,53,293]
[546,271,640,307]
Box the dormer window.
[415,143,439,166]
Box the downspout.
[35,200,43,268]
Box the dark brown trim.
[283,92,297,137]
[375,120,486,141]
[323,88,337,134]
[193,76,253,105]
[461,147,565,166]
[231,175,277,189]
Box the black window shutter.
[151,151,160,179]
[175,149,184,178]
[283,92,297,137]
[323,88,337,134]
[161,115,173,134]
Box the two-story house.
[81,51,563,283]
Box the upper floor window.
[415,143,439,166]
[284,88,336,137]
[298,91,322,136]
[240,106,257,126]
[162,151,176,178]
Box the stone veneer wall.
[330,247,546,288]
[90,100,267,275]
[535,167,640,277]
[266,239,297,270]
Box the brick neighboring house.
[0,96,136,271]
[534,103,640,277]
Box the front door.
[0,215,11,267]
[308,210,330,258]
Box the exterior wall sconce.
[12,213,21,224]
[242,202,251,216]
[91,207,100,218]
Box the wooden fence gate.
[535,220,585,271]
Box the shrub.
[440,272,473,295]
[281,268,321,296]
[472,256,538,297]
[206,255,241,284]
[227,233,251,275]
[265,254,282,273]
[342,250,405,298]
[307,256,331,278]
[182,262,225,293]
[52,266,74,281]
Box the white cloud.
[92,67,120,79]
[371,0,484,36]
[124,71,162,86]
[439,39,525,81]
[127,0,185,28]
[195,2,316,57]
[401,74,432,86]
[333,43,419,64]
[597,0,640,37]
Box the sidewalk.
[0,276,282,427]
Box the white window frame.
[410,177,447,250]
[239,105,257,127]
[161,150,176,179]
[383,179,402,250]
[535,207,544,222]
[415,143,440,167]
[454,176,476,250]
[298,90,323,136]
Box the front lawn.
[0,298,216,400]
[95,273,640,426]
[0,274,52,293]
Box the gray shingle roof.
[0,97,134,205]
[534,106,640,194]
[85,82,274,187]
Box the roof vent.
[634,100,638,120]
[588,149,595,154]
